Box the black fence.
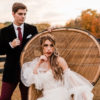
[0,57,5,73]
[0,57,6,62]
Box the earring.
[54,49,58,56]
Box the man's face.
[12,9,27,26]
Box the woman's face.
[42,39,54,57]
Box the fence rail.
[0,56,5,73]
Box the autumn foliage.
[35,23,51,32]
[66,9,100,38]
[0,22,51,33]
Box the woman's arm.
[33,62,41,74]
[33,55,47,74]
[21,57,43,87]
[58,56,94,100]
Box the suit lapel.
[22,24,29,42]
[9,24,17,40]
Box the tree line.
[66,9,100,38]
[0,9,100,38]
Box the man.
[0,2,38,100]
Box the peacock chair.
[20,27,100,100]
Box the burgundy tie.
[17,27,22,45]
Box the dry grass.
[11,85,21,100]
[0,62,4,68]
[0,55,5,68]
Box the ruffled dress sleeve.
[64,68,94,100]
[21,57,43,90]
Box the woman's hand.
[33,55,47,74]
[33,67,38,74]
[39,55,47,65]
[82,92,87,100]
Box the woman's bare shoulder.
[57,56,64,63]
[57,56,68,70]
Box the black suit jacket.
[0,23,38,83]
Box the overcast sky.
[0,0,100,26]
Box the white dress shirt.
[13,23,24,38]
[9,23,24,48]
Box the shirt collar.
[13,23,24,30]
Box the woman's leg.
[0,82,18,100]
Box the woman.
[21,34,94,100]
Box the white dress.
[21,57,94,100]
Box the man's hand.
[10,38,20,48]
[47,27,55,33]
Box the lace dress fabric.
[21,57,94,100]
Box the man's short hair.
[12,2,27,13]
